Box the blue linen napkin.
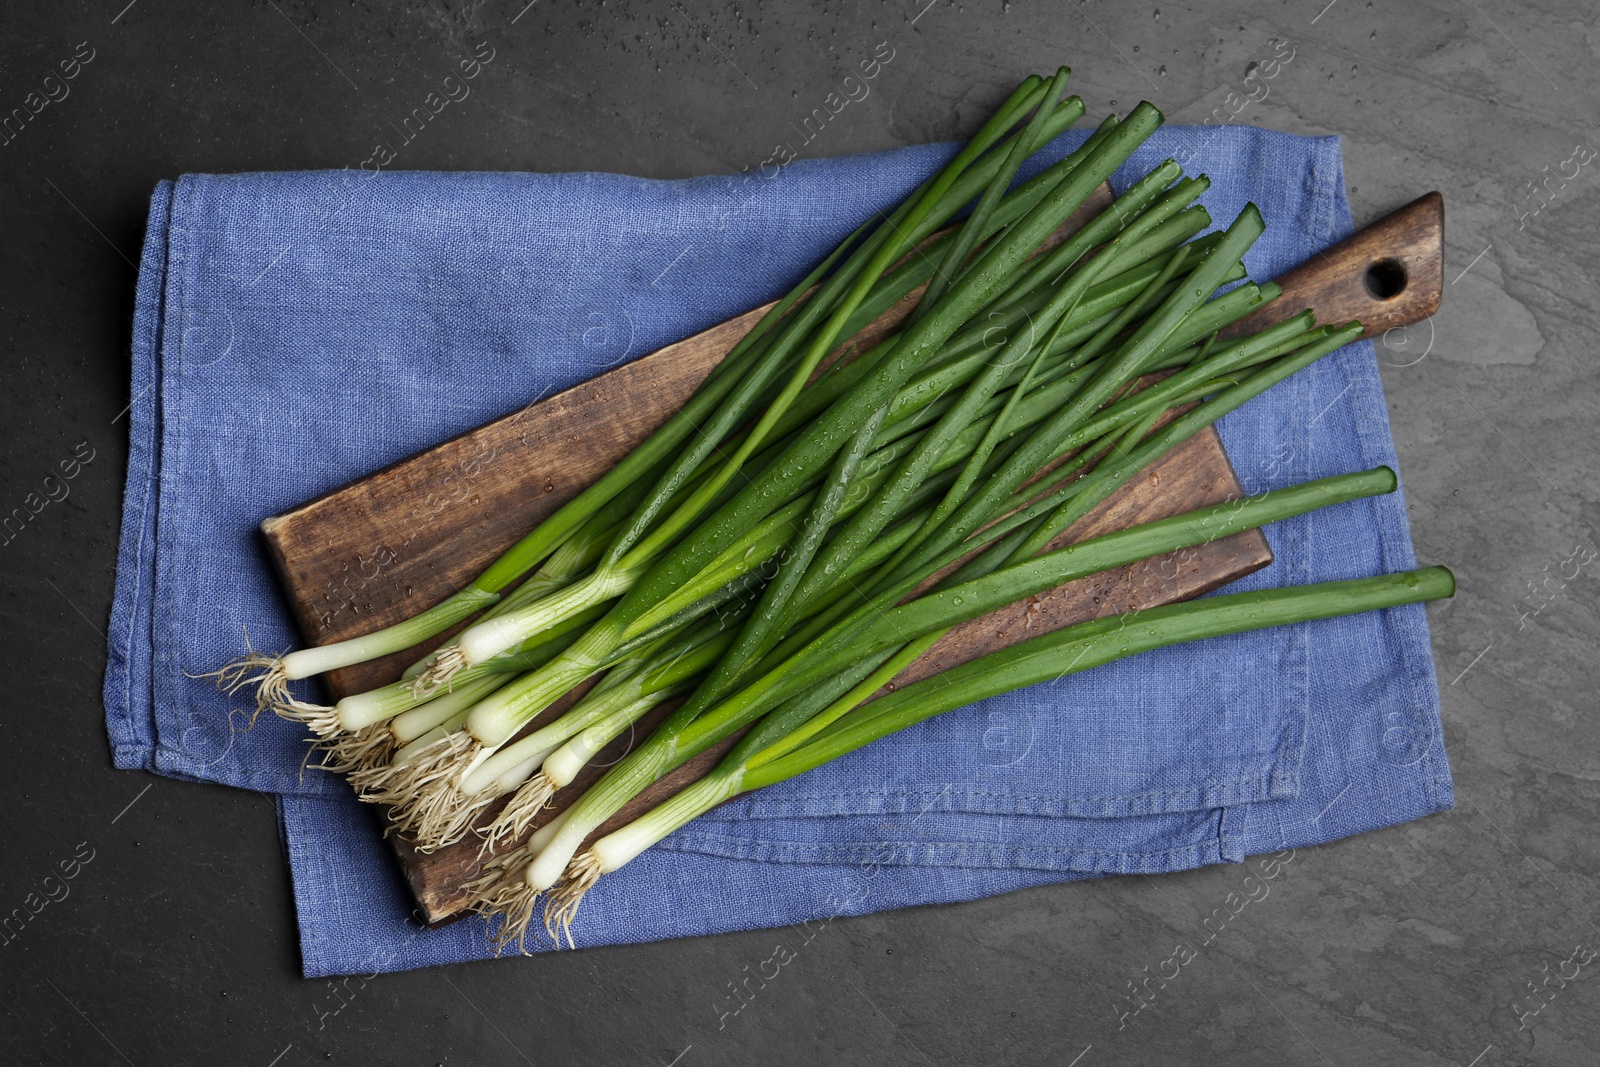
[105,124,1452,977]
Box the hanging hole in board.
[1363,258,1408,300]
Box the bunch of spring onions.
[210,67,1455,951]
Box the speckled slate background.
[1,2,1596,1064]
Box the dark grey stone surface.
[1,1,1595,1064]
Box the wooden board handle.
[1222,191,1444,341]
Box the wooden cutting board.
[262,188,1444,924]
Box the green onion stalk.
[530,564,1453,947]
[486,466,1418,943]
[716,319,1367,747]
[205,485,618,737]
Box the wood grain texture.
[261,186,1445,925]
[1219,191,1444,343]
